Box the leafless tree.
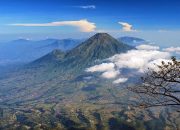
[129,57,180,108]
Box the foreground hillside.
[0,33,179,130]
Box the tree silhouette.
[129,57,180,108]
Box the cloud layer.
[86,63,115,72]
[136,44,159,50]
[118,22,136,32]
[86,44,171,84]
[10,19,96,32]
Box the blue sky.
[0,0,180,47]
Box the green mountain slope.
[63,33,133,68]
[34,49,65,64]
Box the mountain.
[35,33,133,70]
[64,33,133,69]
[41,39,82,51]
[34,49,65,64]
[0,33,134,104]
[0,33,179,130]
[0,38,81,65]
[66,33,133,60]
[118,36,147,46]
[0,39,35,65]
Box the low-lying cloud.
[163,46,180,54]
[113,78,128,84]
[10,19,96,32]
[136,44,159,50]
[86,63,115,72]
[109,49,170,72]
[86,44,172,84]
[101,69,120,79]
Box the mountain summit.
[66,33,132,59]
[60,33,133,70]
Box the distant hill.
[0,38,81,65]
[42,39,81,51]
[118,36,147,46]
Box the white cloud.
[10,19,96,32]
[136,44,159,50]
[109,49,170,72]
[101,69,120,79]
[77,5,96,9]
[113,78,128,84]
[86,45,171,83]
[86,63,115,72]
[146,58,172,72]
[118,22,136,32]
[163,46,180,54]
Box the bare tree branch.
[128,57,180,108]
